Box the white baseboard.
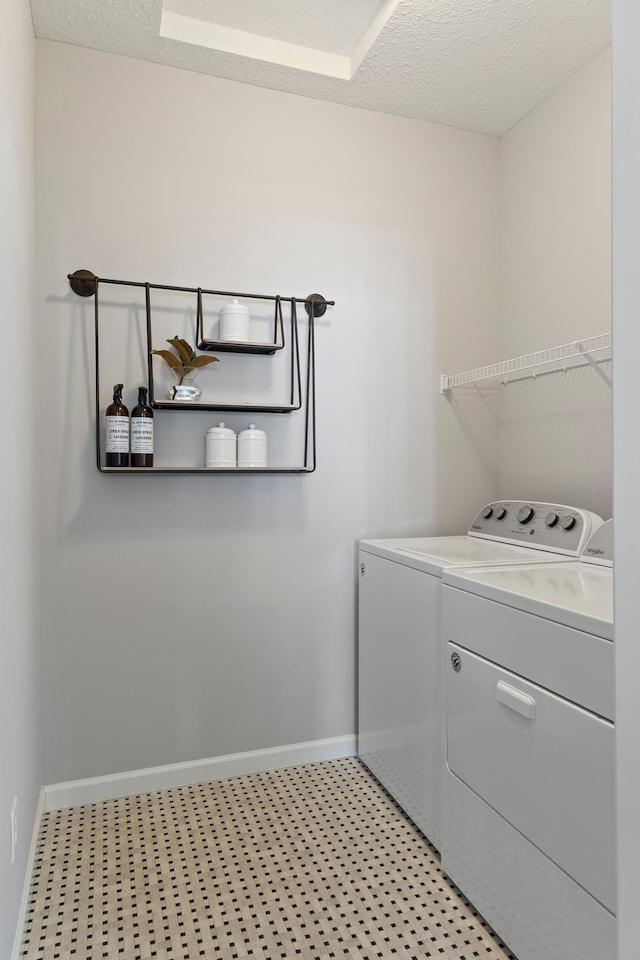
[44,734,357,811]
[11,786,45,960]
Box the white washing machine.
[441,520,614,960]
[358,501,603,851]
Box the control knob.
[561,515,577,531]
[517,506,535,524]
[481,506,493,519]
[545,513,559,528]
[495,506,507,520]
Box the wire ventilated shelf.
[440,332,612,394]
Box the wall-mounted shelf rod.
[67,270,334,315]
[440,332,612,395]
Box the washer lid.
[443,562,613,640]
[359,535,581,577]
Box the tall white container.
[219,298,250,342]
[237,424,267,468]
[205,422,237,468]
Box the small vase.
[167,370,202,402]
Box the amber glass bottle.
[130,386,154,467]
[105,384,129,467]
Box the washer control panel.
[580,518,613,567]
[468,501,603,556]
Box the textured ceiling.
[30,0,611,136]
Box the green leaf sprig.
[152,336,219,384]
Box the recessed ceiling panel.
[160,0,399,79]
[162,0,387,56]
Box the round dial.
[517,506,535,524]
[561,515,577,531]
[545,512,559,528]
[481,506,493,519]
[495,507,507,520]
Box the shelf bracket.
[69,269,97,298]
[576,340,612,389]
[304,294,327,318]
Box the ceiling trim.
[160,0,401,81]
[160,10,349,77]
[351,0,401,76]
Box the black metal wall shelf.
[197,340,284,355]
[152,400,300,413]
[195,289,286,355]
[68,270,333,474]
[147,285,302,411]
[100,466,314,474]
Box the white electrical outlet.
[10,797,18,864]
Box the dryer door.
[446,642,615,913]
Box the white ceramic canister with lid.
[219,298,250,342]
[237,424,267,468]
[205,422,237,468]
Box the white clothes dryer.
[441,520,614,960]
[358,501,603,851]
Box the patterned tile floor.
[20,757,516,960]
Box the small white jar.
[219,298,250,342]
[205,422,237,468]
[237,424,267,468]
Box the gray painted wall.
[35,41,501,785]
[0,0,41,953]
[498,49,612,520]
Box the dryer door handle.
[496,681,536,720]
